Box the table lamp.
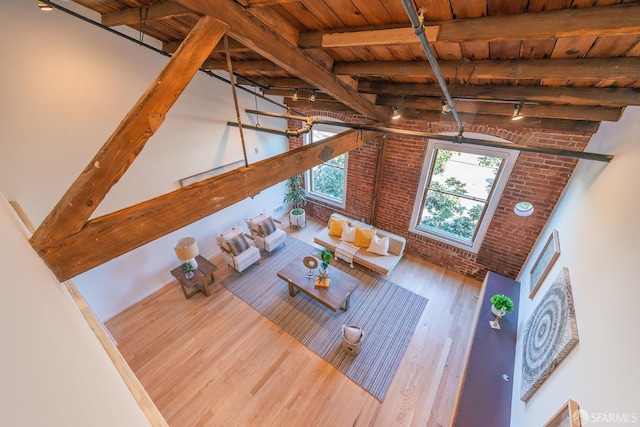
[174,237,199,270]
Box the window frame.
[409,135,519,253]
[303,120,347,209]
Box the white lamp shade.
[174,237,199,261]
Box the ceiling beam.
[319,26,440,48]
[30,16,228,250]
[202,59,286,74]
[334,57,640,81]
[36,129,378,281]
[298,4,640,48]
[247,0,300,7]
[243,77,315,90]
[164,37,249,55]
[376,96,623,122]
[174,0,388,122]
[398,108,599,133]
[358,81,640,107]
[101,0,193,27]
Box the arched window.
[409,134,519,252]
[304,119,347,208]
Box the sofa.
[313,213,406,276]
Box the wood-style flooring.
[106,216,481,426]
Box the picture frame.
[529,229,560,298]
[179,160,244,188]
[544,399,581,427]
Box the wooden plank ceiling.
[71,0,640,130]
[34,0,640,280]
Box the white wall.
[0,195,151,426]
[0,0,288,320]
[511,106,640,426]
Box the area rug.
[220,237,428,401]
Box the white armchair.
[247,213,287,254]
[216,227,261,274]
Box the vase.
[185,271,195,280]
[491,305,506,317]
[318,267,329,280]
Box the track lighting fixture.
[391,106,402,120]
[309,90,316,102]
[38,1,53,11]
[291,89,299,102]
[258,87,264,97]
[511,102,524,121]
[440,100,451,114]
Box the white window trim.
[303,119,347,209]
[409,134,519,253]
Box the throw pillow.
[367,233,389,256]
[258,216,277,236]
[340,223,356,242]
[328,217,346,236]
[220,228,242,251]
[227,234,249,256]
[354,227,375,248]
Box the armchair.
[247,213,287,254]
[216,227,261,274]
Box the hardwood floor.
[106,216,481,426]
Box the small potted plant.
[317,248,332,279]
[283,174,307,228]
[490,294,514,316]
[181,262,195,279]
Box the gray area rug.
[220,237,428,401]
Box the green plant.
[317,248,333,270]
[283,174,307,215]
[490,294,514,313]
[181,263,194,274]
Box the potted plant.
[181,262,195,280]
[490,294,514,316]
[283,174,307,228]
[317,248,332,279]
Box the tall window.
[304,122,347,207]
[410,138,518,252]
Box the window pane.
[420,189,484,240]
[312,129,335,141]
[430,150,502,201]
[419,148,503,242]
[309,128,344,202]
[311,163,344,198]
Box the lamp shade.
[174,237,199,261]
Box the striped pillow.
[227,234,249,256]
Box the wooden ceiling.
[69,0,640,131]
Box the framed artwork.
[521,267,579,402]
[530,229,561,298]
[544,399,582,427]
[179,160,244,188]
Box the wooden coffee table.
[277,255,361,312]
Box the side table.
[170,255,218,299]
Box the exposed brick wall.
[288,110,593,281]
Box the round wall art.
[520,267,579,402]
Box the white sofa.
[313,213,406,276]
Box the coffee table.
[277,255,361,312]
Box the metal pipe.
[241,109,613,162]
[400,0,464,136]
[227,115,315,137]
